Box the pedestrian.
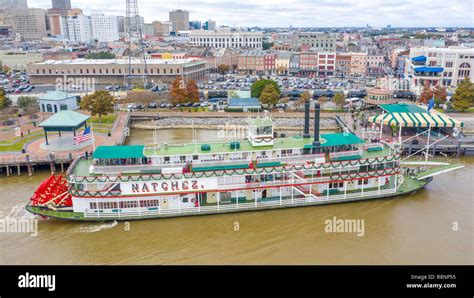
[28,129,30,135]
[85,151,89,160]
[20,131,23,138]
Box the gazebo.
[39,110,90,145]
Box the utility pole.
[125,0,149,90]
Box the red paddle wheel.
[30,175,72,207]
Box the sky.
[28,0,473,28]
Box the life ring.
[452,128,460,138]
[191,198,196,203]
[397,174,404,185]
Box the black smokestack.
[312,103,321,154]
[303,100,310,138]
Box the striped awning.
[368,112,463,128]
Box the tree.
[318,96,328,105]
[419,82,433,103]
[80,90,115,118]
[0,87,12,109]
[217,64,230,74]
[186,79,199,103]
[17,96,38,110]
[259,84,279,107]
[297,91,311,110]
[251,79,280,98]
[432,85,447,105]
[333,93,345,109]
[2,64,11,74]
[170,77,187,104]
[452,77,474,112]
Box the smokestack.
[312,103,321,154]
[303,100,310,138]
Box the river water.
[0,128,472,265]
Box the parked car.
[147,102,158,109]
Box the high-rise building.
[4,8,47,40]
[189,20,201,30]
[91,12,119,42]
[51,0,71,10]
[46,8,68,36]
[203,19,216,30]
[152,20,172,37]
[66,12,92,43]
[0,0,27,9]
[169,9,189,32]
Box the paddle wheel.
[30,175,72,208]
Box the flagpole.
[91,122,96,152]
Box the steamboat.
[26,103,464,221]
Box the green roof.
[40,90,75,101]
[93,145,146,159]
[380,103,427,114]
[319,132,364,147]
[39,110,90,128]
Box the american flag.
[74,126,92,145]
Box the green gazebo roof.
[93,145,146,159]
[379,103,426,114]
[39,110,90,131]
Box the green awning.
[93,145,145,159]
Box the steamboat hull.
[26,176,432,222]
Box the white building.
[189,29,263,49]
[66,13,92,44]
[405,46,474,91]
[91,12,119,42]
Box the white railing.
[83,187,397,219]
[329,149,363,160]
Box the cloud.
[28,0,473,27]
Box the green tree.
[0,87,12,109]
[170,77,187,104]
[333,93,345,109]
[80,90,115,118]
[17,96,38,110]
[85,52,115,59]
[251,79,280,98]
[186,79,199,103]
[217,64,230,74]
[452,77,474,112]
[259,84,279,107]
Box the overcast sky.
[28,0,473,27]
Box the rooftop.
[93,145,145,159]
[37,58,203,65]
[40,90,75,101]
[39,110,90,129]
[144,133,364,157]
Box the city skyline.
[26,0,473,28]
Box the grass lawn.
[0,130,43,152]
[89,114,116,124]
